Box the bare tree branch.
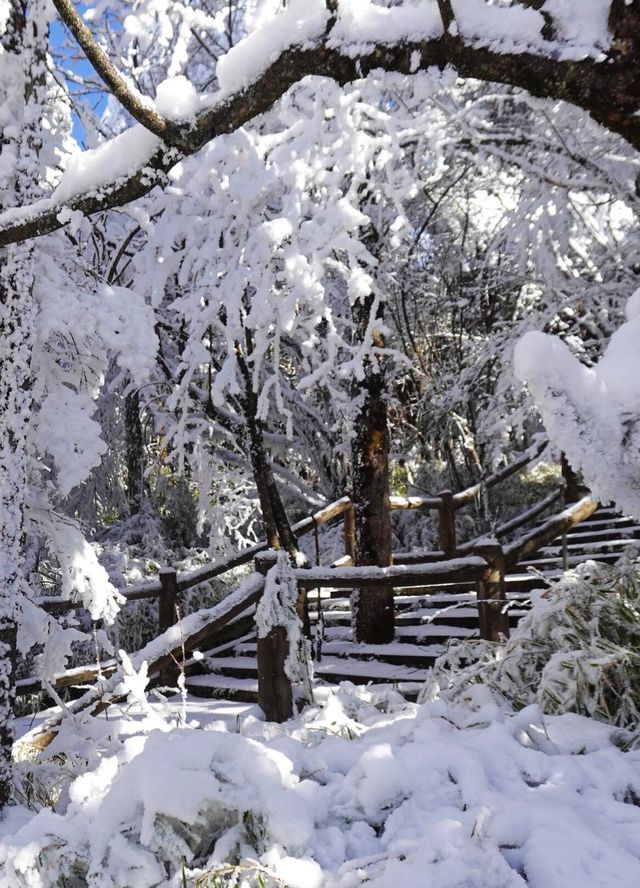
[52,0,184,144]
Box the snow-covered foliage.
[515,288,640,517]
[426,555,640,739]
[3,683,640,887]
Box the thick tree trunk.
[0,1,46,809]
[125,388,144,513]
[0,245,34,808]
[351,303,394,644]
[0,0,27,811]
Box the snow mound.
[3,682,640,887]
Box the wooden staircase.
[184,505,640,703]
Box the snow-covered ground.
[2,682,640,888]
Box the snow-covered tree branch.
[0,0,639,247]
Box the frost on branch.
[514,288,640,517]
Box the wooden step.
[234,639,446,668]
[195,653,435,684]
[185,505,637,708]
[187,674,259,702]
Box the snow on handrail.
[295,556,488,588]
[504,496,598,568]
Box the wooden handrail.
[389,494,442,511]
[453,439,549,508]
[35,440,551,615]
[36,494,354,612]
[295,556,488,589]
[504,496,598,569]
[495,486,563,538]
[19,572,266,741]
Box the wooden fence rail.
[20,441,564,721]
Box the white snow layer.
[331,0,443,47]
[514,288,640,518]
[154,76,202,121]
[216,0,330,95]
[52,125,160,204]
[3,684,640,887]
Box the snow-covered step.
[186,674,260,702]
[566,516,639,532]
[517,550,624,570]
[233,640,446,667]
[319,623,479,644]
[194,654,435,686]
[537,537,639,555]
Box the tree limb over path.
[1,0,639,247]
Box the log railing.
[34,440,548,627]
[18,441,577,718]
[258,494,598,720]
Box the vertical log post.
[343,503,356,563]
[438,490,457,556]
[255,552,293,723]
[475,542,510,641]
[158,568,179,686]
[296,552,312,639]
[159,568,179,634]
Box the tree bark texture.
[125,388,144,512]
[351,301,394,644]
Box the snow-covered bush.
[5,682,640,888]
[425,555,640,740]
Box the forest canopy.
[1,3,640,877]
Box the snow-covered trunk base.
[351,364,394,644]
[256,553,313,722]
[0,245,34,809]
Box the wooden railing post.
[438,490,457,556]
[255,552,293,723]
[159,568,179,634]
[475,542,510,641]
[158,568,179,686]
[343,503,356,562]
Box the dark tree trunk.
[237,336,298,559]
[351,301,394,644]
[561,451,581,503]
[125,388,144,512]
